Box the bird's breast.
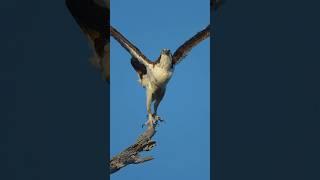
[149,66,173,86]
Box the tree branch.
[109,122,160,174]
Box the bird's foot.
[142,118,157,129]
[152,113,165,123]
[142,113,166,128]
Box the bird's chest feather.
[148,66,174,86]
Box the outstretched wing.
[110,26,153,67]
[172,25,210,65]
[65,0,110,82]
[130,57,147,80]
[211,0,224,13]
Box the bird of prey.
[110,25,210,127]
[211,0,224,15]
[65,0,110,83]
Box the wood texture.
[110,123,159,174]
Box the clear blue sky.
[110,0,210,179]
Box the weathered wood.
[109,122,160,174]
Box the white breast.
[142,54,174,88]
[148,66,173,86]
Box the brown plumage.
[110,24,210,127]
[111,25,211,76]
[211,0,224,14]
[172,25,211,65]
[65,0,110,82]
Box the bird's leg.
[143,89,156,128]
[152,88,166,123]
[153,100,164,123]
[142,114,156,129]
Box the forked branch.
[109,124,159,174]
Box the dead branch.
[109,122,160,174]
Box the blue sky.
[110,0,210,179]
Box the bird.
[65,0,110,83]
[211,0,224,15]
[110,25,210,128]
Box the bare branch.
[109,123,160,174]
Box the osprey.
[65,0,110,83]
[110,25,210,127]
[211,0,223,12]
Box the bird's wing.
[65,0,110,82]
[110,26,153,67]
[172,25,210,65]
[93,0,108,8]
[130,57,147,80]
[211,0,224,15]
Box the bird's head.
[161,49,171,56]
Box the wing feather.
[110,26,152,66]
[172,25,210,65]
[65,0,110,82]
[131,57,147,80]
[211,0,224,13]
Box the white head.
[158,48,173,69]
[161,48,172,57]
